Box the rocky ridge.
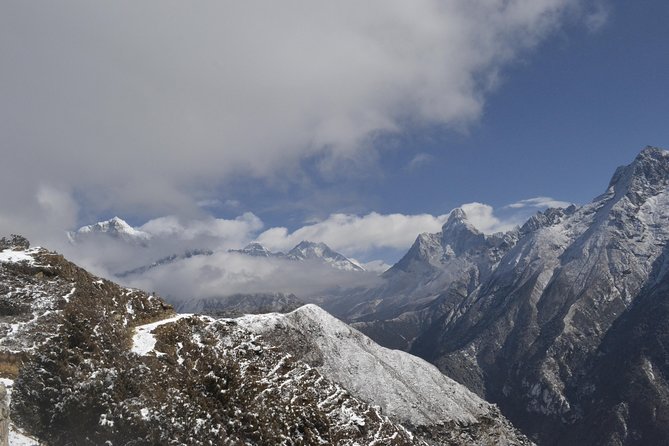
[237,305,532,445]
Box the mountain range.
[319,146,669,445]
[69,219,366,275]
[4,146,669,445]
[230,240,365,272]
[0,235,530,445]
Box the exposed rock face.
[331,147,669,445]
[0,383,7,446]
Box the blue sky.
[222,0,669,232]
[1,0,668,267]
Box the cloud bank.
[1,0,598,238]
[57,196,570,304]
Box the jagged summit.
[287,241,365,271]
[443,207,474,229]
[230,242,278,258]
[440,208,488,255]
[519,205,577,235]
[288,240,333,255]
[605,146,669,204]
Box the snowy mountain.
[286,241,365,272]
[68,216,151,243]
[327,146,669,445]
[0,235,530,445]
[229,242,282,258]
[230,240,365,272]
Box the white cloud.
[140,212,263,245]
[122,252,382,304]
[460,202,520,233]
[0,184,79,250]
[0,0,592,224]
[59,197,571,302]
[505,196,573,209]
[256,212,450,255]
[406,153,434,171]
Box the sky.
[1,0,668,285]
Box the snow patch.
[0,249,35,264]
[131,314,192,356]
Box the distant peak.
[243,242,269,250]
[295,240,326,249]
[72,216,150,242]
[229,242,279,258]
[287,241,364,272]
[108,216,132,228]
[442,208,479,234]
[448,208,468,222]
[289,240,334,256]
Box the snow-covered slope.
[237,304,532,444]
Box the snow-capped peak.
[287,241,364,271]
[231,242,276,257]
[442,207,480,234]
[70,216,151,243]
